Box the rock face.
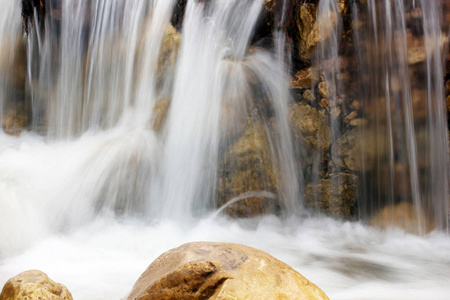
[127,242,329,300]
[217,122,279,217]
[289,102,330,153]
[304,173,358,217]
[0,270,73,300]
[370,202,434,235]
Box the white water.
[1,0,450,299]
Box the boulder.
[289,102,330,153]
[370,202,434,234]
[0,270,72,300]
[128,242,329,300]
[217,122,279,217]
[304,172,359,218]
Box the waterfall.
[348,0,449,231]
[0,0,449,299]
[0,0,22,133]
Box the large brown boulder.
[128,242,329,300]
[217,122,279,217]
[0,270,72,300]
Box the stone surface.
[370,202,434,234]
[157,24,181,77]
[333,128,386,172]
[0,270,72,300]
[151,96,170,132]
[128,242,329,300]
[291,67,319,89]
[217,122,279,217]
[1,107,30,136]
[304,173,359,218]
[296,4,317,62]
[289,102,330,153]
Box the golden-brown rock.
[150,96,170,132]
[289,102,330,153]
[304,173,359,218]
[291,67,319,89]
[217,122,279,217]
[0,270,72,300]
[1,106,30,136]
[370,202,434,234]
[332,128,386,172]
[128,242,329,300]
[296,4,317,62]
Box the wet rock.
[333,128,386,172]
[217,122,279,218]
[370,202,434,234]
[128,242,329,300]
[291,67,319,89]
[344,111,357,123]
[0,270,72,300]
[304,173,359,218]
[1,105,30,136]
[289,102,330,153]
[296,4,317,62]
[157,24,181,76]
[156,24,182,90]
[307,9,338,54]
[218,59,253,141]
[263,0,276,11]
[349,118,368,127]
[303,89,316,101]
[318,81,329,98]
[150,96,170,132]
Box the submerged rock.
[304,172,359,218]
[127,242,329,300]
[217,122,279,217]
[0,270,72,300]
[1,107,30,136]
[370,202,434,234]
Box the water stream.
[0,0,449,299]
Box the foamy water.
[1,207,449,299]
[0,132,449,299]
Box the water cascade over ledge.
[0,0,449,299]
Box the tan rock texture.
[128,242,329,300]
[289,102,330,153]
[217,122,279,217]
[0,270,73,300]
[304,173,359,218]
[370,202,434,235]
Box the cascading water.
[0,0,449,299]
